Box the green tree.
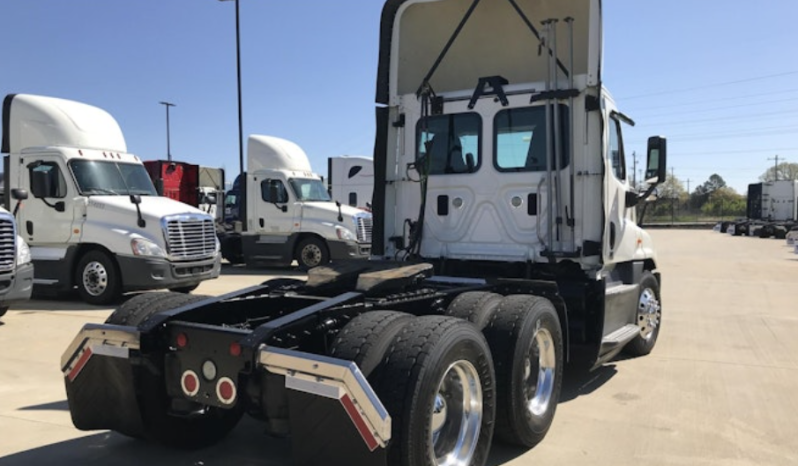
[759,162,798,182]
[700,186,746,218]
[690,173,727,209]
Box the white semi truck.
[327,155,374,210]
[0,189,34,318]
[61,1,666,465]
[219,135,372,269]
[1,94,221,305]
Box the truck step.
[602,324,640,347]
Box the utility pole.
[670,167,676,225]
[686,179,691,196]
[159,101,176,161]
[767,155,782,181]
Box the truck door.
[602,114,635,265]
[254,178,295,237]
[18,156,78,245]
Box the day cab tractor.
[61,1,667,465]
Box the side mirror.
[11,189,28,201]
[203,193,218,205]
[129,194,142,205]
[645,136,667,184]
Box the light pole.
[219,0,245,176]
[159,101,176,161]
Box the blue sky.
[2,0,797,194]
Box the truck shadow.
[8,364,619,466]
[221,263,307,278]
[0,417,291,466]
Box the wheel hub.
[429,360,482,466]
[525,327,556,417]
[82,261,108,297]
[637,288,661,340]
[301,244,322,267]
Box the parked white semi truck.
[219,135,372,269]
[0,189,34,318]
[327,155,374,210]
[1,94,221,305]
[62,1,666,465]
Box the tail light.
[216,377,237,405]
[181,370,200,397]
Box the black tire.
[169,283,200,293]
[445,291,502,329]
[76,250,122,305]
[329,311,413,375]
[106,292,209,327]
[108,292,243,448]
[483,295,563,448]
[0,306,7,317]
[624,272,662,357]
[369,316,495,466]
[295,236,330,270]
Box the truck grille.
[0,218,15,272]
[164,216,216,261]
[356,216,372,243]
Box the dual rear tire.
[330,292,564,465]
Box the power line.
[632,97,798,120]
[624,87,798,113]
[635,108,798,128]
[617,70,798,100]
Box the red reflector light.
[216,377,237,404]
[229,342,242,357]
[176,332,188,348]
[181,370,200,396]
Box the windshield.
[69,160,158,196]
[289,178,331,202]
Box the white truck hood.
[303,201,369,220]
[86,195,211,223]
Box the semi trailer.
[2,94,221,304]
[729,180,798,238]
[62,1,666,465]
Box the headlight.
[335,226,357,241]
[16,235,31,265]
[131,238,166,257]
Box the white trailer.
[1,94,221,304]
[327,155,374,210]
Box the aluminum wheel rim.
[301,244,322,267]
[524,326,556,417]
[82,261,108,297]
[637,288,661,340]
[429,360,482,466]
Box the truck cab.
[2,94,221,304]
[327,155,374,210]
[0,189,34,318]
[219,135,372,269]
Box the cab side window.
[29,162,67,198]
[608,118,626,181]
[261,179,288,203]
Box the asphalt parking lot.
[1,230,796,466]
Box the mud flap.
[259,347,391,466]
[288,390,387,466]
[62,324,145,438]
[64,353,145,437]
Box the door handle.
[259,218,264,228]
[26,221,33,236]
